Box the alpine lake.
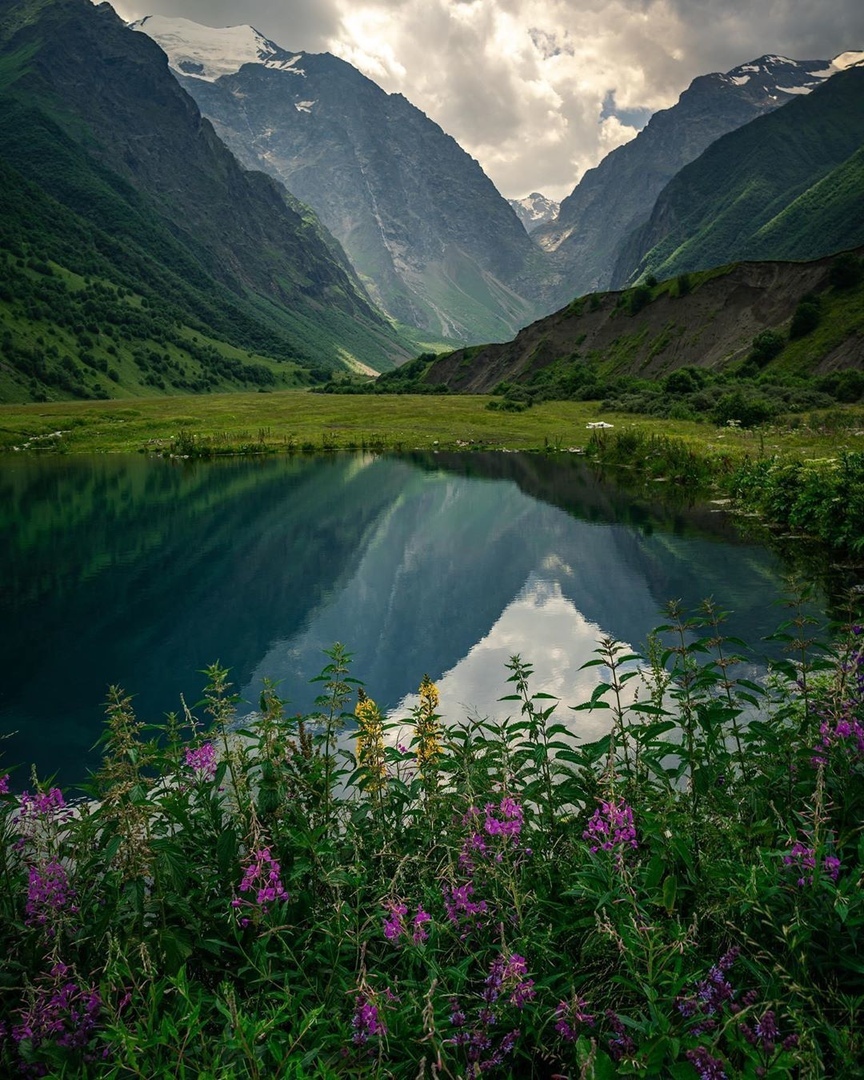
[0,450,830,790]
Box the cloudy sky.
[106,0,864,201]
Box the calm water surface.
[0,451,820,788]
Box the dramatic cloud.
[106,0,864,200]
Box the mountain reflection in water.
[0,451,818,788]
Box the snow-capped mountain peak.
[508,192,560,233]
[717,51,864,98]
[130,15,304,81]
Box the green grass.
[1,390,861,460]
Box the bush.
[829,252,863,291]
[748,330,785,369]
[789,294,822,339]
[712,389,774,428]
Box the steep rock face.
[133,16,543,343]
[611,65,864,287]
[0,0,411,382]
[531,54,856,311]
[423,251,862,393]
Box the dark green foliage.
[674,272,692,297]
[712,389,775,428]
[748,329,786,368]
[626,282,653,315]
[789,293,822,339]
[829,251,864,290]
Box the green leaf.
[662,874,678,914]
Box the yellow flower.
[414,675,441,773]
[355,689,386,795]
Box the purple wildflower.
[235,847,286,917]
[443,881,489,938]
[0,774,9,795]
[25,861,78,934]
[685,1047,728,1080]
[483,953,535,1009]
[352,994,387,1045]
[783,840,841,887]
[383,901,408,941]
[460,796,525,871]
[19,788,66,819]
[740,1009,797,1060]
[412,904,431,944]
[9,963,102,1072]
[605,1011,635,1062]
[678,946,740,1030]
[583,799,638,856]
[554,995,595,1041]
[184,742,217,781]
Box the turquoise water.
[0,451,815,789]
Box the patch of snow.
[832,51,864,70]
[294,100,315,113]
[776,84,813,94]
[130,15,296,82]
[730,75,750,85]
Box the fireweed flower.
[460,796,525,872]
[443,881,489,938]
[10,962,102,1069]
[25,860,78,934]
[412,904,431,943]
[0,773,9,795]
[184,742,217,781]
[554,995,595,1041]
[483,952,535,1010]
[783,839,841,887]
[685,1047,728,1080]
[355,689,386,796]
[352,994,387,1045]
[382,900,408,941]
[382,900,432,944]
[583,798,638,857]
[233,847,286,921]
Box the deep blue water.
[0,450,820,789]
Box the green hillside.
[0,0,411,402]
[615,65,864,286]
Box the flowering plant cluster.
[0,616,862,1077]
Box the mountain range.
[133,15,545,344]
[0,0,862,404]
[530,52,864,311]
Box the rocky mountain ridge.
[135,14,545,344]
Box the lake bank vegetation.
[1,598,863,1077]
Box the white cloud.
[103,0,864,200]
